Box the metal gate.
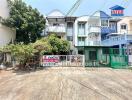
[85,48,128,68]
[110,55,128,68]
[40,55,85,67]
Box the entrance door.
[89,51,97,60]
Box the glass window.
[67,36,73,41]
[102,48,109,54]
[67,22,73,28]
[67,22,73,36]
[78,37,85,42]
[89,51,97,60]
[101,20,108,26]
[53,23,59,26]
[121,24,127,29]
[78,23,85,35]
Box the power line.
[66,0,83,16]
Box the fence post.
[66,55,68,67]
[83,55,85,67]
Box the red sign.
[41,55,59,66]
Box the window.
[67,36,73,41]
[53,23,59,26]
[102,48,109,54]
[67,22,73,36]
[67,22,73,28]
[89,51,97,60]
[78,37,85,42]
[101,20,108,26]
[121,24,127,30]
[78,23,85,35]
[78,37,85,45]
[78,50,84,55]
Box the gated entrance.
[84,47,128,68]
[110,49,128,69]
[40,55,85,67]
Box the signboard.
[41,55,59,66]
[110,5,125,17]
[111,10,124,16]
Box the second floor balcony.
[47,26,66,33]
[89,26,116,34]
[102,33,132,46]
[78,41,102,46]
[89,26,101,33]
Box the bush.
[1,43,37,67]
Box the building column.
[119,44,122,55]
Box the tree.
[47,34,70,54]
[33,38,52,55]
[2,0,46,44]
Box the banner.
[41,55,59,66]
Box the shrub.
[1,43,37,66]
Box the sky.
[24,0,132,16]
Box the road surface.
[0,67,132,100]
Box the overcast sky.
[24,0,132,16]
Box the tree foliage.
[2,0,46,44]
[1,43,37,65]
[46,34,70,54]
[0,34,70,69]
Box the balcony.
[47,26,66,33]
[102,34,132,46]
[89,26,101,33]
[78,41,102,46]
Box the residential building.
[44,5,129,67]
[0,0,16,47]
[102,17,132,47]
[74,11,116,54]
[46,10,76,54]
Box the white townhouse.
[0,0,16,47]
[45,10,77,54]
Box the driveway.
[0,67,132,100]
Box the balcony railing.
[102,35,132,46]
[78,41,101,46]
[47,26,66,33]
[89,26,101,33]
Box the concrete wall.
[0,25,16,47]
[0,0,10,19]
[0,0,16,47]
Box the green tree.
[2,0,45,44]
[33,38,52,55]
[47,34,70,54]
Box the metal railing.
[78,41,101,46]
[102,35,126,46]
[89,26,101,33]
[47,26,66,33]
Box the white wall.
[74,16,89,46]
[0,0,16,47]
[117,17,132,34]
[0,25,16,47]
[0,0,10,18]
[74,16,101,46]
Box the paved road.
[0,67,132,100]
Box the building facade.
[45,5,132,58]
[45,10,77,54]
[0,0,16,47]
